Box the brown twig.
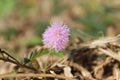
[0,73,77,80]
[0,49,37,72]
[93,57,112,79]
[0,49,19,63]
[66,61,96,80]
[98,48,120,62]
[0,57,37,71]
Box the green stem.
[43,49,52,73]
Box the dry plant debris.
[0,34,119,80]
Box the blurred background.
[0,0,120,59]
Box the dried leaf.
[63,66,73,78]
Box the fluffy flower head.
[42,22,70,51]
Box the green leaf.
[53,0,68,15]
[24,58,31,64]
[0,0,16,18]
[29,49,49,61]
[25,37,42,47]
[79,14,106,37]
[3,27,18,40]
[51,50,65,57]
[28,49,65,61]
[17,2,33,18]
[104,16,115,25]
[105,7,120,13]
[34,21,49,36]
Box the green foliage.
[23,57,31,64]
[24,49,65,63]
[29,49,49,61]
[80,0,105,15]
[0,0,16,18]
[105,7,120,13]
[73,0,117,37]
[0,27,18,40]
[24,49,49,64]
[80,14,105,37]
[70,27,95,42]
[16,2,33,18]
[50,50,65,57]
[104,16,115,25]
[5,27,18,40]
[34,21,49,36]
[25,37,42,47]
[53,0,68,15]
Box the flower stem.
[43,49,52,73]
